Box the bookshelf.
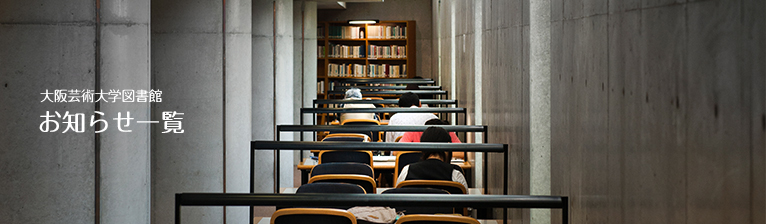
[316,21,417,100]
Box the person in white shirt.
[385,92,437,142]
[339,88,377,123]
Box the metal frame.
[177,193,569,224]
[327,90,448,96]
[313,99,457,107]
[335,78,435,85]
[250,141,504,199]
[301,107,467,127]
[333,85,443,90]
[277,125,489,192]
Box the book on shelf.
[328,63,367,78]
[329,43,365,58]
[368,64,406,78]
[329,25,364,39]
[368,45,406,59]
[318,46,326,57]
[317,80,325,94]
[317,26,325,38]
[367,25,406,39]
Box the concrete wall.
[0,1,97,222]
[434,0,530,222]
[318,0,434,78]
[0,0,151,223]
[251,0,295,194]
[435,0,766,223]
[151,0,252,223]
[548,0,766,223]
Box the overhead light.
[348,19,379,24]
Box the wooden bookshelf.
[316,21,417,100]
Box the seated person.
[395,127,468,190]
[395,118,464,159]
[385,92,437,142]
[339,88,377,123]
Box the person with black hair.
[396,119,464,159]
[394,127,468,190]
[385,92,438,142]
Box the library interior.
[1,0,765,224]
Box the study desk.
[280,187,484,195]
[297,157,472,186]
[253,217,501,224]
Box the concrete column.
[529,0,551,223]
[0,0,151,223]
[294,0,317,156]
[224,0,253,223]
[472,0,483,188]
[0,1,97,223]
[252,0,276,193]
[274,0,295,189]
[99,0,152,223]
[252,0,294,193]
[151,0,225,223]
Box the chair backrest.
[381,188,452,214]
[394,151,422,181]
[394,214,479,224]
[340,118,381,142]
[271,208,357,224]
[296,182,367,194]
[395,180,467,195]
[310,162,374,178]
[319,150,373,166]
[322,133,371,142]
[340,118,380,125]
[308,174,377,193]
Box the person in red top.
[396,119,464,159]
[399,119,462,143]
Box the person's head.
[405,84,420,90]
[344,88,362,100]
[419,126,451,161]
[424,119,449,125]
[398,92,420,107]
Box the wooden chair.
[318,150,373,167]
[310,162,375,179]
[271,208,357,224]
[308,174,377,193]
[395,180,466,195]
[381,188,453,214]
[393,151,422,181]
[340,118,382,142]
[395,214,479,224]
[322,133,372,142]
[395,180,468,215]
[296,182,367,194]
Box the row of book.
[317,80,325,94]
[367,25,406,39]
[328,63,368,78]
[368,64,406,78]
[317,25,324,39]
[326,44,365,58]
[368,45,406,59]
[328,26,364,39]
[327,63,407,78]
